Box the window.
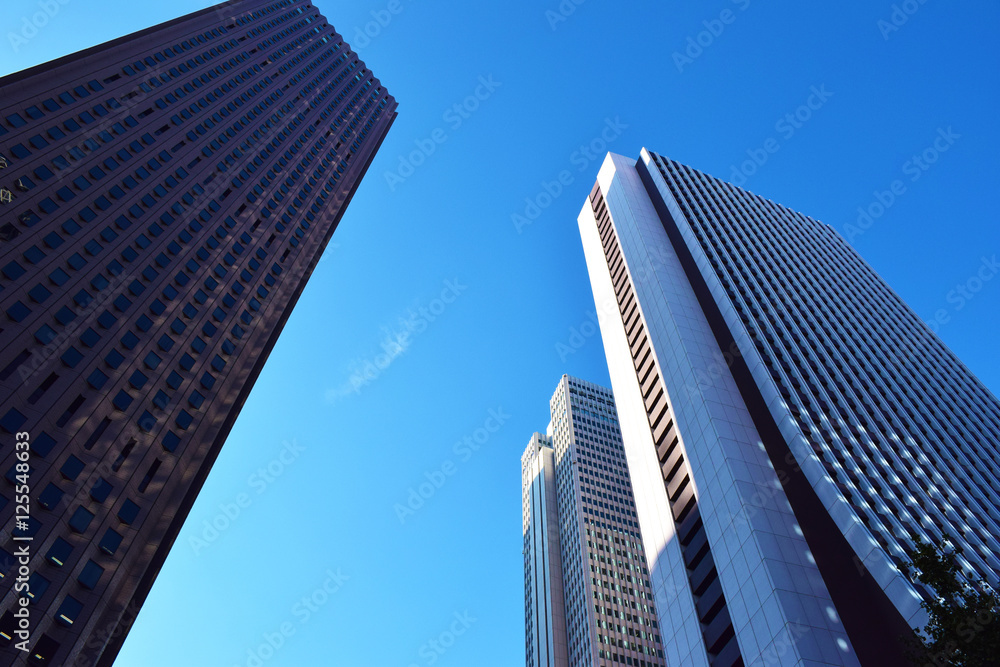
[86,369,109,390]
[120,331,139,349]
[99,529,123,555]
[46,538,73,566]
[68,506,95,533]
[31,432,57,458]
[152,391,170,410]
[59,455,89,484]
[175,410,194,430]
[61,347,84,368]
[112,390,133,411]
[90,478,113,503]
[37,484,64,511]
[80,328,101,348]
[118,499,140,524]
[128,370,148,390]
[55,595,84,626]
[77,561,105,590]
[105,349,125,369]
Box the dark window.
[96,310,117,329]
[188,391,205,409]
[99,529,123,555]
[120,331,139,350]
[163,431,181,453]
[55,306,76,325]
[37,484,64,511]
[157,334,175,352]
[118,499,140,524]
[55,595,84,626]
[175,410,194,430]
[166,371,183,389]
[105,349,125,369]
[138,411,157,432]
[23,245,46,264]
[68,506,95,533]
[77,561,105,590]
[128,370,148,390]
[60,455,85,480]
[152,390,170,410]
[31,432,57,458]
[2,262,25,280]
[86,369,109,389]
[46,538,73,566]
[6,301,31,322]
[28,283,51,303]
[112,390,133,411]
[80,328,101,347]
[61,347,84,368]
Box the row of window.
[0,1,372,661]
[653,154,1000,587]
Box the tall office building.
[522,375,666,667]
[0,0,396,663]
[576,150,1000,666]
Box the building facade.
[522,375,666,667]
[576,150,1000,666]
[0,0,396,664]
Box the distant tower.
[522,375,666,667]
[0,0,396,664]
[576,150,1000,666]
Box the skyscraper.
[522,375,666,667]
[576,150,1000,666]
[0,0,396,663]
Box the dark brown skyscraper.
[0,0,396,664]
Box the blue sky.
[3,0,999,665]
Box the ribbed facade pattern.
[577,149,999,666]
[523,433,567,667]
[0,0,396,664]
[587,186,743,667]
[643,151,1000,608]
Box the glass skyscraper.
[0,0,396,664]
[576,150,1000,666]
[522,375,665,667]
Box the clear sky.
[3,0,999,665]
